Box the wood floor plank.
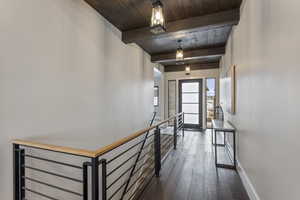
[139,131,250,200]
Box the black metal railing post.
[13,144,25,200]
[83,162,89,200]
[120,112,157,200]
[173,117,177,149]
[101,159,107,200]
[182,113,185,137]
[13,144,19,200]
[154,127,161,177]
[91,157,99,200]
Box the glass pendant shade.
[185,66,191,75]
[150,1,166,34]
[176,47,184,61]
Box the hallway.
[140,131,249,200]
[3,0,300,199]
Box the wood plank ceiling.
[85,0,242,72]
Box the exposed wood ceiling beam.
[122,9,239,44]
[164,62,220,72]
[151,46,225,63]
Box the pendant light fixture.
[176,40,184,61]
[150,0,166,34]
[185,66,191,75]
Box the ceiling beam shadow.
[151,46,225,63]
[122,9,240,44]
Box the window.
[206,78,216,128]
[154,86,159,106]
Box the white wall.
[164,69,219,128]
[154,65,165,120]
[0,0,154,199]
[220,0,300,199]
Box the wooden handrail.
[12,139,96,157]
[12,113,184,158]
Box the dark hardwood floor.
[139,130,250,200]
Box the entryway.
[179,79,203,130]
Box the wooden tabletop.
[212,119,235,132]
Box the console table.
[212,119,236,170]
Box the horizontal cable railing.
[12,112,185,200]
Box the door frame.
[178,79,203,130]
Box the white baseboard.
[237,161,260,200]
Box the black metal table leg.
[215,130,237,170]
[214,130,217,166]
[212,130,225,146]
[233,131,236,168]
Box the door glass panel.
[180,80,202,128]
[184,114,199,124]
[182,104,199,114]
[182,93,198,103]
[182,83,199,92]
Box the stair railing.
[120,112,156,200]
[12,112,184,200]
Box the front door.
[179,79,203,129]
